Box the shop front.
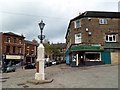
[3,54,24,65]
[25,55,36,64]
[68,45,103,66]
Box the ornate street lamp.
[35,20,45,80]
[38,20,45,43]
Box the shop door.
[101,51,111,64]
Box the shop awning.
[70,45,104,52]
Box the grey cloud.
[1,0,119,43]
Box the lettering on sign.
[6,55,24,59]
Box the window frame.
[7,37,11,43]
[14,38,16,43]
[105,34,116,42]
[6,46,10,54]
[75,33,82,44]
[19,38,22,44]
[13,46,16,54]
[99,19,108,25]
[18,47,22,54]
[74,19,81,28]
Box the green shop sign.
[70,45,103,52]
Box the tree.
[44,43,52,59]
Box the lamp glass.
[39,20,45,30]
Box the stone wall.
[111,52,120,64]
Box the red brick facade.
[24,40,38,64]
[0,32,39,66]
[2,33,25,55]
[1,32,25,65]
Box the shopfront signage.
[6,55,24,60]
[70,45,104,52]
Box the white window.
[75,33,81,44]
[18,47,22,54]
[74,19,81,28]
[7,37,11,43]
[99,19,107,24]
[19,39,22,44]
[106,35,116,42]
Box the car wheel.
[13,70,15,72]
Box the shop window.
[86,53,100,61]
[75,33,81,44]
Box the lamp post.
[38,20,45,43]
[35,20,45,80]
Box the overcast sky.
[0,0,119,43]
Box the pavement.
[1,64,119,88]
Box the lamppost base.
[35,73,45,80]
[27,78,53,85]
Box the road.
[1,64,118,88]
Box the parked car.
[52,60,61,65]
[2,65,16,73]
[52,60,56,65]
[44,58,52,67]
[45,60,52,66]
[56,60,61,65]
[6,65,16,72]
[24,63,36,69]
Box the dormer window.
[74,19,81,28]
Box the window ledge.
[105,41,117,43]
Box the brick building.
[24,40,38,64]
[1,32,25,65]
[65,11,120,66]
[0,32,2,65]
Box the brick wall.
[25,43,36,55]
[2,33,25,55]
[67,17,119,47]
